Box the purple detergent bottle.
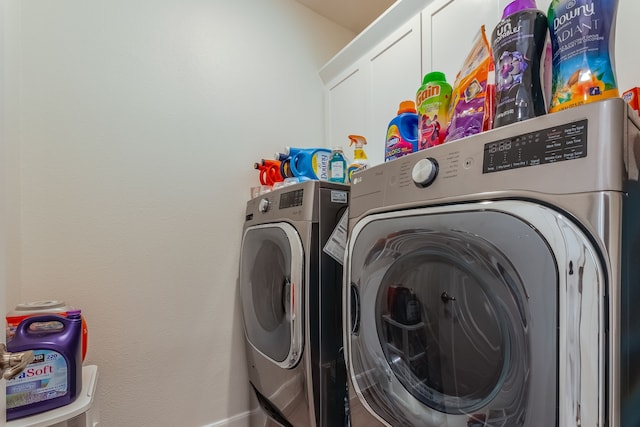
[491,0,547,127]
[6,310,83,421]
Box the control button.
[412,158,439,187]
[463,158,474,169]
[258,198,271,213]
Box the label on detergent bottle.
[547,0,619,112]
[315,152,330,181]
[385,125,413,161]
[330,162,344,181]
[385,101,418,162]
[328,148,347,183]
[623,87,640,114]
[6,350,68,409]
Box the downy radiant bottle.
[547,0,619,112]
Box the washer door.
[346,201,605,426]
[240,223,304,369]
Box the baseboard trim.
[202,409,258,427]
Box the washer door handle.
[350,283,360,335]
[282,278,292,320]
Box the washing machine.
[344,98,640,427]
[239,180,349,427]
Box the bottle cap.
[422,71,447,85]
[397,100,416,114]
[502,0,537,19]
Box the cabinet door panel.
[422,0,500,86]
[368,15,422,166]
[326,63,369,155]
[615,0,639,93]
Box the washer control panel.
[483,119,587,173]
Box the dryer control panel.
[279,188,304,209]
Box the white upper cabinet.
[615,0,640,93]
[323,14,422,167]
[320,0,431,167]
[321,0,638,168]
[325,62,370,155]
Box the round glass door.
[347,205,560,426]
[240,223,304,368]
[376,233,519,414]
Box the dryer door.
[346,201,605,426]
[240,223,304,369]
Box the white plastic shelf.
[7,365,98,427]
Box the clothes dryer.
[240,180,349,427]
[344,98,640,426]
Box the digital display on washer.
[279,189,304,209]
[482,119,587,173]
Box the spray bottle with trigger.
[347,135,369,184]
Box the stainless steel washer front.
[346,201,604,426]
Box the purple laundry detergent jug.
[6,310,83,421]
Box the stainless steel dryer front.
[344,99,640,426]
[239,180,349,427]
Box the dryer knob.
[258,198,271,213]
[412,158,439,187]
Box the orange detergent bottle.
[254,159,284,186]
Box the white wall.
[1,0,22,369]
[0,0,11,415]
[6,0,354,426]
